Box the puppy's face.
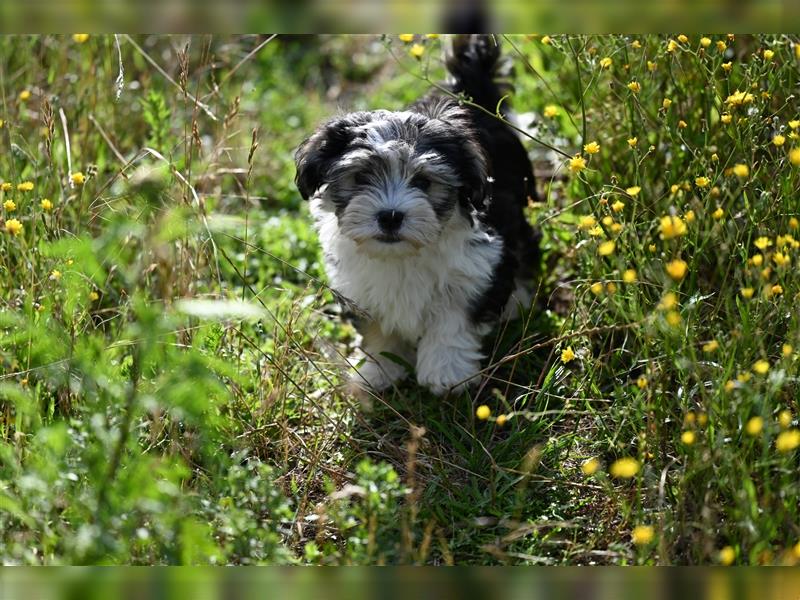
[295,108,487,256]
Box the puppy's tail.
[445,34,512,115]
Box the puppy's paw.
[348,359,396,393]
[416,358,481,396]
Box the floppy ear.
[457,137,490,214]
[295,113,374,200]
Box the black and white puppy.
[295,35,540,395]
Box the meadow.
[1,33,799,565]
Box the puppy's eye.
[409,174,430,191]
[354,172,371,186]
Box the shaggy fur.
[294,34,540,395]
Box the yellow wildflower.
[703,340,719,353]
[719,546,736,566]
[754,236,772,250]
[695,176,710,188]
[609,457,640,478]
[590,282,604,295]
[783,344,793,357]
[678,120,688,129]
[721,113,732,124]
[712,207,724,219]
[684,210,696,223]
[581,458,600,476]
[726,90,754,107]
[771,284,784,296]
[50,269,61,281]
[17,181,34,192]
[773,252,790,266]
[19,90,31,102]
[583,141,601,154]
[72,34,90,43]
[752,360,770,375]
[578,215,597,230]
[598,240,615,256]
[627,81,641,93]
[745,416,764,436]
[778,410,792,429]
[4,218,23,236]
[623,269,637,283]
[763,49,774,60]
[543,104,559,118]
[681,430,696,445]
[660,215,687,239]
[716,40,727,52]
[776,429,800,453]
[790,148,800,166]
[666,259,688,281]
[409,44,425,59]
[3,199,16,212]
[495,414,508,426]
[612,200,625,213]
[625,186,641,197]
[789,120,800,130]
[662,98,672,109]
[647,60,657,72]
[667,39,679,53]
[599,57,612,69]
[700,37,712,48]
[561,346,576,364]
[568,155,586,174]
[475,405,491,420]
[732,164,749,178]
[627,137,638,147]
[790,217,799,230]
[658,292,678,310]
[631,40,641,49]
[632,525,655,546]
[89,291,100,301]
[773,134,786,147]
[71,172,85,186]
[40,198,53,211]
[606,282,617,294]
[666,311,682,327]
[398,34,415,42]
[541,35,552,45]
[751,254,764,266]
[636,376,648,389]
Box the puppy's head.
[295,105,488,255]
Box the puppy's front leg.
[416,309,486,396]
[348,321,413,393]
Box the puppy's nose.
[376,210,405,232]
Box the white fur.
[311,194,502,395]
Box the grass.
[1,33,800,565]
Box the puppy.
[294,35,540,395]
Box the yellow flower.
[790,120,800,130]
[19,90,31,102]
[72,33,90,43]
[712,207,724,219]
[677,34,688,44]
[583,141,600,154]
[599,57,612,69]
[771,284,784,296]
[590,282,604,295]
[681,430,696,445]
[721,62,732,72]
[658,292,678,310]
[627,137,638,147]
[711,153,719,162]
[763,49,774,60]
[773,252,790,266]
[754,236,772,250]
[648,243,656,252]
[398,34,415,42]
[0,182,10,191]
[609,457,640,478]
[625,186,641,197]
[601,216,613,227]
[700,37,712,48]
[745,416,764,436]
[697,412,708,427]
[667,39,679,53]
[50,269,62,281]
[790,148,800,166]
[702,340,719,353]
[725,90,754,107]
[776,429,800,453]
[71,172,85,186]
[588,226,603,236]
[606,282,617,294]
[612,200,625,213]
[627,81,641,93]
[678,120,688,129]
[623,269,637,283]
[752,359,770,375]
[636,376,648,389]
[666,259,688,281]
[684,210,696,223]
[561,346,576,364]
[779,410,793,429]
[409,44,425,59]
[737,372,752,384]
[666,311,682,327]
[3,199,16,212]
[695,176,710,188]
[17,181,34,192]
[716,40,727,52]
[751,254,764,266]
[662,98,672,109]
[425,34,439,39]
[719,546,736,566]
[782,344,793,358]
[598,240,615,256]
[632,525,655,546]
[773,134,786,147]
[568,155,586,174]
[89,291,100,302]
[0,119,4,128]
[4,218,23,236]
[732,164,749,178]
[476,405,491,420]
[495,414,507,426]
[581,458,600,476]
[660,215,687,239]
[721,113,732,124]
[578,215,597,230]
[791,217,800,230]
[685,412,696,425]
[724,379,736,392]
[543,104,559,118]
[40,198,53,211]
[631,40,641,49]
[541,35,552,45]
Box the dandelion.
[752,359,770,375]
[666,311,682,327]
[745,416,764,436]
[561,346,576,364]
[716,40,727,52]
[578,215,597,229]
[700,37,712,48]
[568,155,586,174]
[763,49,774,60]
[790,148,800,166]
[598,240,615,256]
[790,120,800,130]
[625,186,641,197]
[725,90,754,107]
[632,525,655,546]
[782,344,793,357]
[612,200,625,213]
[773,134,786,147]
[771,284,784,296]
[3,199,16,212]
[599,57,612,69]
[719,546,736,566]
[732,164,750,178]
[17,181,34,192]
[695,176,710,188]
[658,291,678,311]
[659,215,687,239]
[623,269,637,283]
[681,430,696,445]
[776,429,800,453]
[583,141,600,154]
[4,218,23,236]
[581,458,600,475]
[19,90,31,102]
[666,259,688,281]
[543,104,559,118]
[0,182,10,191]
[713,207,724,219]
[590,282,604,295]
[636,376,648,389]
[627,137,638,147]
[495,414,508,426]
[609,457,639,478]
[627,81,641,93]
[409,44,425,59]
[40,198,53,211]
[476,405,491,420]
[703,340,719,353]
[398,34,415,42]
[779,410,793,429]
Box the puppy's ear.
[456,138,490,214]
[295,113,373,200]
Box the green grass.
[1,34,800,565]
